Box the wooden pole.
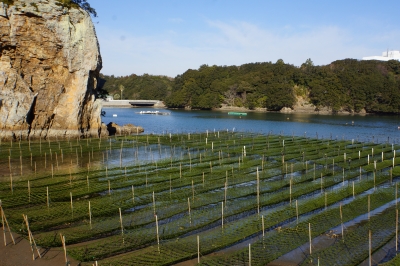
[296,200,299,224]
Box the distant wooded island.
[99,58,400,114]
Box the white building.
[362,50,400,61]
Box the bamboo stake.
[309,223,312,255]
[28,180,31,203]
[156,214,160,252]
[353,181,355,198]
[20,155,22,176]
[46,186,49,208]
[340,203,344,242]
[1,202,15,246]
[224,182,227,207]
[197,235,200,264]
[369,230,372,266]
[192,180,195,202]
[257,167,260,213]
[296,200,299,224]
[262,215,265,237]
[248,243,251,266]
[70,192,73,217]
[396,209,398,252]
[89,201,92,229]
[119,208,124,244]
[60,234,68,264]
[221,201,224,229]
[342,168,345,186]
[23,214,41,259]
[368,195,370,220]
[289,178,292,205]
[9,173,12,193]
[132,185,135,203]
[325,192,327,210]
[153,191,156,215]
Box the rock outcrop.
[0,0,103,140]
[106,122,144,136]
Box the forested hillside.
[166,59,400,113]
[100,59,400,114]
[99,73,173,101]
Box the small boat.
[228,112,247,116]
[112,114,118,117]
[137,110,170,115]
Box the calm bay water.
[102,107,400,143]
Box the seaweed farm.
[1,131,400,265]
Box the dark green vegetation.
[0,0,96,17]
[166,59,400,112]
[1,132,400,265]
[103,59,400,113]
[99,74,173,100]
[55,0,97,17]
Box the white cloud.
[97,20,400,77]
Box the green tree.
[119,85,125,100]
[57,0,97,17]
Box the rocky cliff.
[0,0,103,140]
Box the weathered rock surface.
[0,0,103,140]
[106,122,144,136]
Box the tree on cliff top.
[58,0,97,17]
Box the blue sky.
[93,0,400,77]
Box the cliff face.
[0,0,102,140]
